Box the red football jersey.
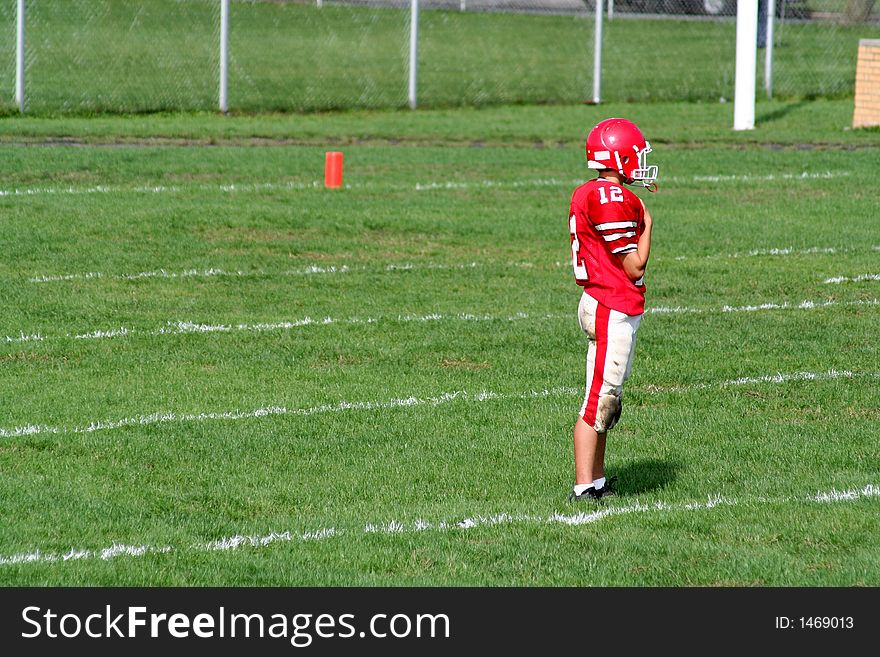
[569,178,646,316]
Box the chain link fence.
[607,1,880,101]
[0,0,878,114]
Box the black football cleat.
[568,487,601,503]
[595,476,618,499]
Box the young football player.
[567,117,657,502]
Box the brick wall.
[853,39,880,128]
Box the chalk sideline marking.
[0,170,852,203]
[1,368,876,441]
[5,296,879,346]
[1,484,877,567]
[824,274,880,284]
[672,245,872,261]
[28,244,880,286]
[28,261,491,284]
[3,311,539,345]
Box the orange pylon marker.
[324,151,343,189]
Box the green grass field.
[0,96,878,586]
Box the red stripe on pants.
[582,302,610,426]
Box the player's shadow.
[613,458,679,496]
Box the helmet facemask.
[629,141,658,189]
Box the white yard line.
[29,246,879,285]
[3,332,45,344]
[0,171,851,214]
[1,484,876,567]
[2,368,877,441]
[0,544,173,566]
[824,274,880,284]
[0,170,852,203]
[413,178,575,191]
[0,387,572,439]
[4,296,879,346]
[4,312,541,344]
[647,298,880,315]
[0,182,320,199]
[689,171,850,183]
[673,245,858,261]
[29,261,489,284]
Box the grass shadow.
[756,100,810,125]
[612,458,680,497]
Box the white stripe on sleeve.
[612,244,638,254]
[603,231,636,242]
[595,221,637,231]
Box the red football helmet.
[586,118,658,190]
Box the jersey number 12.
[598,186,624,204]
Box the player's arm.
[617,200,652,282]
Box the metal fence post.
[16,0,25,113]
[765,0,776,98]
[220,0,229,112]
[593,0,603,104]
[409,0,419,109]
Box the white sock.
[573,483,594,495]
[593,477,606,490]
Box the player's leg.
[591,311,641,497]
[569,294,604,500]
[572,332,600,498]
[574,304,639,500]
[580,299,612,430]
[571,292,605,501]
[592,432,607,482]
[594,310,641,430]
[573,416,598,487]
